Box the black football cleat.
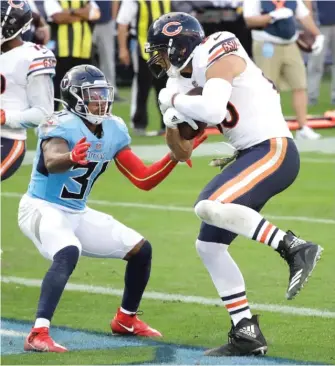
[276,231,323,300]
[204,315,267,357]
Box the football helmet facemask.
[1,0,32,46]
[60,65,114,125]
[145,12,205,78]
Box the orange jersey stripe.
[0,140,19,172]
[260,223,274,243]
[225,298,248,310]
[208,47,226,64]
[29,61,45,70]
[209,139,277,201]
[223,138,288,203]
[0,140,25,176]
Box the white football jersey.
[0,42,56,140]
[170,31,293,150]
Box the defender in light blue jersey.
[17,65,202,352]
[28,108,130,211]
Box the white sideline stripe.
[22,150,335,166]
[2,276,335,319]
[302,158,335,164]
[1,191,335,225]
[0,329,26,337]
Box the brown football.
[177,87,207,140]
[296,31,315,53]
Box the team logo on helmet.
[61,76,70,89]
[7,0,26,9]
[162,21,183,37]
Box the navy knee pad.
[129,240,152,265]
[52,245,80,276]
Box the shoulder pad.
[27,43,56,77]
[38,111,77,134]
[199,32,240,69]
[111,115,127,127]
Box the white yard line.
[1,191,334,225]
[22,139,335,166]
[1,276,334,319]
[0,329,26,337]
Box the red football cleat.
[24,327,67,353]
[111,308,162,337]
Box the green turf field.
[1,78,335,365]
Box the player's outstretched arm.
[114,147,178,191]
[165,127,193,162]
[42,137,90,173]
[1,75,54,129]
[114,134,207,190]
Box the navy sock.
[36,245,79,321]
[121,240,152,312]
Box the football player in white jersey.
[145,13,323,357]
[0,0,56,180]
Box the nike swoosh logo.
[117,322,134,332]
[28,342,49,351]
[214,34,221,41]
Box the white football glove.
[158,88,176,113]
[163,107,198,130]
[159,101,169,115]
[311,34,325,55]
[269,7,294,23]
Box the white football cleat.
[295,126,321,140]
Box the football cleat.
[110,308,162,337]
[276,231,323,300]
[24,327,67,353]
[205,315,267,357]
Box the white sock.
[120,307,136,315]
[34,318,50,328]
[195,200,286,249]
[196,240,252,326]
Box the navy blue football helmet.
[60,65,114,125]
[145,12,205,78]
[1,0,32,46]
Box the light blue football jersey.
[27,110,131,210]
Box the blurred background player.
[146,12,323,357]
[243,0,324,140]
[23,0,50,45]
[196,0,253,58]
[18,64,205,352]
[116,0,171,136]
[0,0,56,181]
[93,0,124,102]
[306,0,335,106]
[42,0,100,110]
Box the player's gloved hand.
[163,107,199,131]
[158,88,177,112]
[0,109,6,125]
[312,34,325,55]
[269,7,293,23]
[185,133,208,168]
[159,100,169,115]
[69,137,91,165]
